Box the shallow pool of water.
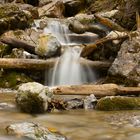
[0,93,140,140]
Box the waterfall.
[43,19,96,86]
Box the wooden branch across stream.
[52,84,140,98]
[0,58,111,70]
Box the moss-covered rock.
[16,82,53,113]
[0,71,32,88]
[96,96,140,111]
[0,3,38,34]
[35,34,61,58]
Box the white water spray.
[43,19,96,86]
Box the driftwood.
[0,58,111,70]
[0,37,36,54]
[94,14,126,32]
[52,84,140,97]
[81,32,128,57]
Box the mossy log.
[0,58,111,70]
[52,84,140,97]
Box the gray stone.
[108,31,140,86]
[16,82,53,113]
[6,122,67,140]
[0,3,38,34]
[38,0,65,18]
[35,34,61,58]
[84,94,97,110]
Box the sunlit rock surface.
[109,31,140,86]
[16,82,53,113]
[6,122,67,140]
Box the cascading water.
[43,19,96,86]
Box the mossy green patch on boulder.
[16,82,53,113]
[0,71,32,88]
[96,96,140,111]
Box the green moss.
[0,71,32,88]
[0,44,11,57]
[96,96,140,111]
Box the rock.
[4,48,25,58]
[16,82,53,113]
[39,0,52,6]
[35,34,61,58]
[66,98,83,109]
[6,122,67,140]
[72,13,95,25]
[96,96,140,111]
[1,28,42,47]
[130,116,140,127]
[0,102,16,110]
[83,94,97,110]
[87,0,118,14]
[63,0,86,17]
[0,71,32,88]
[113,0,140,30]
[108,31,140,86]
[23,0,39,6]
[38,0,65,18]
[0,3,38,34]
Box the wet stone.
[6,122,67,140]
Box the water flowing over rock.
[16,82,53,113]
[108,31,140,86]
[48,46,96,86]
[6,122,67,140]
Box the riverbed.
[0,93,140,140]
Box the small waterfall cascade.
[44,20,71,45]
[43,19,96,86]
[49,46,96,86]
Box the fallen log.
[81,31,128,57]
[0,37,36,54]
[0,58,111,70]
[52,84,140,97]
[94,14,126,32]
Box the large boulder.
[6,122,67,140]
[38,0,65,18]
[0,3,38,34]
[35,34,61,58]
[108,31,140,86]
[63,0,86,17]
[16,82,53,113]
[96,96,140,111]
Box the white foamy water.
[44,20,71,45]
[47,46,96,86]
[43,19,96,86]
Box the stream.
[0,93,140,140]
